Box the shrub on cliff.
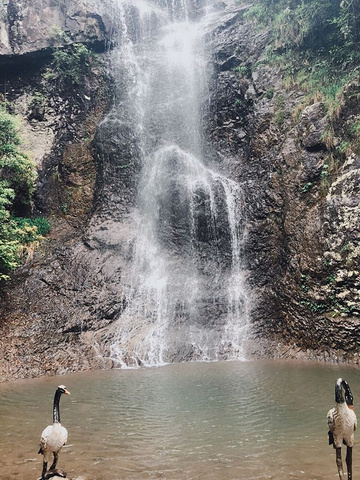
[0,110,50,281]
[44,43,99,87]
[246,1,338,49]
[0,110,37,212]
[245,0,360,109]
[245,0,360,54]
[0,111,37,212]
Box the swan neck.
[53,390,61,424]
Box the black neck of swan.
[342,379,354,406]
[53,389,63,424]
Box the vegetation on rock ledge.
[44,42,100,87]
[245,0,360,112]
[0,109,50,281]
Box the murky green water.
[0,360,359,480]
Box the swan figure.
[38,385,70,479]
[327,378,357,480]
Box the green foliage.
[28,92,45,110]
[341,242,353,254]
[320,163,329,180]
[337,140,351,154]
[28,92,46,120]
[0,111,20,147]
[300,274,309,293]
[350,120,360,136]
[0,110,37,210]
[1,153,36,208]
[276,1,340,51]
[44,43,99,87]
[60,202,68,214]
[274,94,285,108]
[0,109,49,281]
[330,0,360,44]
[0,186,21,279]
[14,217,51,237]
[245,0,347,50]
[243,3,269,25]
[301,182,313,193]
[247,1,360,115]
[0,227,21,280]
[0,215,51,280]
[264,88,274,99]
[300,299,328,314]
[233,65,251,77]
[274,109,285,125]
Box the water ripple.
[0,360,359,479]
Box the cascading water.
[105,0,249,367]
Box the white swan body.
[328,401,357,448]
[39,423,68,463]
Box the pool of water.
[0,360,359,480]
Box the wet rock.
[297,102,328,151]
[0,0,112,59]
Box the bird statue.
[38,385,71,480]
[327,378,357,480]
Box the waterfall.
[104,0,249,367]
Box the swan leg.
[45,470,67,479]
[49,452,58,471]
[346,446,353,480]
[336,447,344,480]
[41,460,48,480]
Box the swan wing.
[348,409,357,432]
[39,425,53,453]
[60,425,68,446]
[327,408,335,432]
[354,412,357,431]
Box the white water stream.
[105,0,248,367]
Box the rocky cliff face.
[0,0,359,381]
[0,0,116,379]
[1,0,111,59]
[204,7,360,362]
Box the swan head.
[335,378,354,406]
[57,385,71,395]
[335,378,345,404]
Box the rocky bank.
[0,0,359,381]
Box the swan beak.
[64,389,71,395]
